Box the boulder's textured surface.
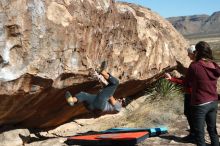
[0,129,30,146]
[0,0,188,129]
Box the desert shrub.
[123,78,184,128]
[145,78,182,101]
[156,78,182,98]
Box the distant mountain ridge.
[167,11,220,36]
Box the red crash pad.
[66,131,149,145]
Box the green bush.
[145,78,182,101]
[156,78,182,98]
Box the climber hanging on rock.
[65,61,124,116]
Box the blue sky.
[117,0,220,18]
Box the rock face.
[0,129,30,146]
[0,0,188,129]
[167,11,220,36]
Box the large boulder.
[0,129,30,146]
[0,0,189,129]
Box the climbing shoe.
[96,61,107,74]
[65,91,74,106]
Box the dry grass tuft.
[119,79,184,129]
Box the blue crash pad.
[101,127,168,137]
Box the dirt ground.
[140,104,220,146]
[27,96,220,146]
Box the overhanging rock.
[0,0,189,129]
